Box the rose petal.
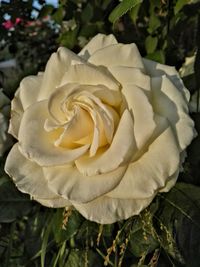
[75,109,136,175]
[33,197,71,208]
[43,164,127,203]
[109,66,151,91]
[60,63,120,91]
[8,93,23,138]
[88,43,144,69]
[122,85,156,149]
[38,47,84,100]
[17,74,43,110]
[143,58,190,101]
[107,125,180,199]
[18,100,89,166]
[152,75,195,150]
[79,33,118,60]
[4,144,70,205]
[72,195,154,224]
[54,106,94,148]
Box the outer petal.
[4,143,70,208]
[72,195,154,224]
[8,94,23,138]
[107,126,180,199]
[109,66,151,91]
[60,63,120,91]
[152,75,195,151]
[143,58,190,101]
[75,110,136,176]
[78,33,118,60]
[122,85,156,149]
[33,197,71,208]
[8,74,43,138]
[38,47,84,100]
[88,43,144,69]
[17,74,43,110]
[43,164,127,203]
[18,100,89,166]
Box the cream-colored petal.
[38,47,84,100]
[78,33,118,60]
[152,75,195,151]
[4,144,69,203]
[55,106,93,148]
[109,66,151,91]
[48,83,79,123]
[17,74,43,110]
[33,197,71,208]
[8,74,43,138]
[43,164,126,203]
[122,85,156,149]
[72,195,154,224]
[143,58,190,101]
[88,44,144,69]
[93,87,122,107]
[8,90,23,138]
[107,126,180,199]
[60,63,120,91]
[159,170,179,193]
[18,100,89,166]
[75,109,136,176]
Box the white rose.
[0,89,11,156]
[5,34,195,224]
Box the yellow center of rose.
[44,84,121,157]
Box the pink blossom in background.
[2,18,22,30]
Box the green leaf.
[145,36,158,54]
[52,7,65,24]
[148,15,161,34]
[0,178,32,223]
[146,50,165,64]
[58,26,79,49]
[81,3,93,23]
[129,2,142,24]
[157,183,200,267]
[52,210,83,243]
[174,0,189,15]
[109,0,143,23]
[65,249,102,267]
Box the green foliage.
[0,0,200,266]
[0,176,32,223]
[109,0,143,23]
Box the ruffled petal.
[72,195,154,224]
[33,197,71,208]
[88,43,144,69]
[60,63,120,91]
[17,74,43,110]
[143,58,190,101]
[109,66,150,91]
[75,109,136,175]
[38,47,84,100]
[43,164,127,203]
[122,85,156,149]
[4,144,70,205]
[107,125,180,199]
[152,75,195,151]
[79,33,118,60]
[18,100,89,166]
[8,90,23,138]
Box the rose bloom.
[0,90,11,156]
[5,34,195,224]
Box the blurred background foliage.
[1,0,200,266]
